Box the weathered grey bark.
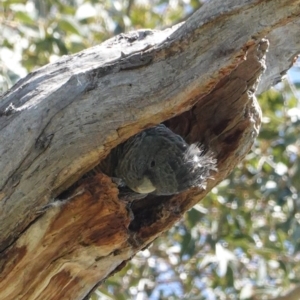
[0,0,299,299]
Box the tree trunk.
[0,0,299,299]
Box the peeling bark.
[0,0,300,299]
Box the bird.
[102,124,217,196]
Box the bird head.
[115,125,217,196]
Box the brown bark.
[0,0,299,299]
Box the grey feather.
[113,124,217,196]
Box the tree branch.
[0,0,299,299]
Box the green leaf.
[58,18,81,35]
[14,11,35,25]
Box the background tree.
[1,1,300,299]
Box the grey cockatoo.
[105,124,217,196]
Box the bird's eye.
[150,160,155,167]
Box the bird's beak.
[132,176,156,194]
